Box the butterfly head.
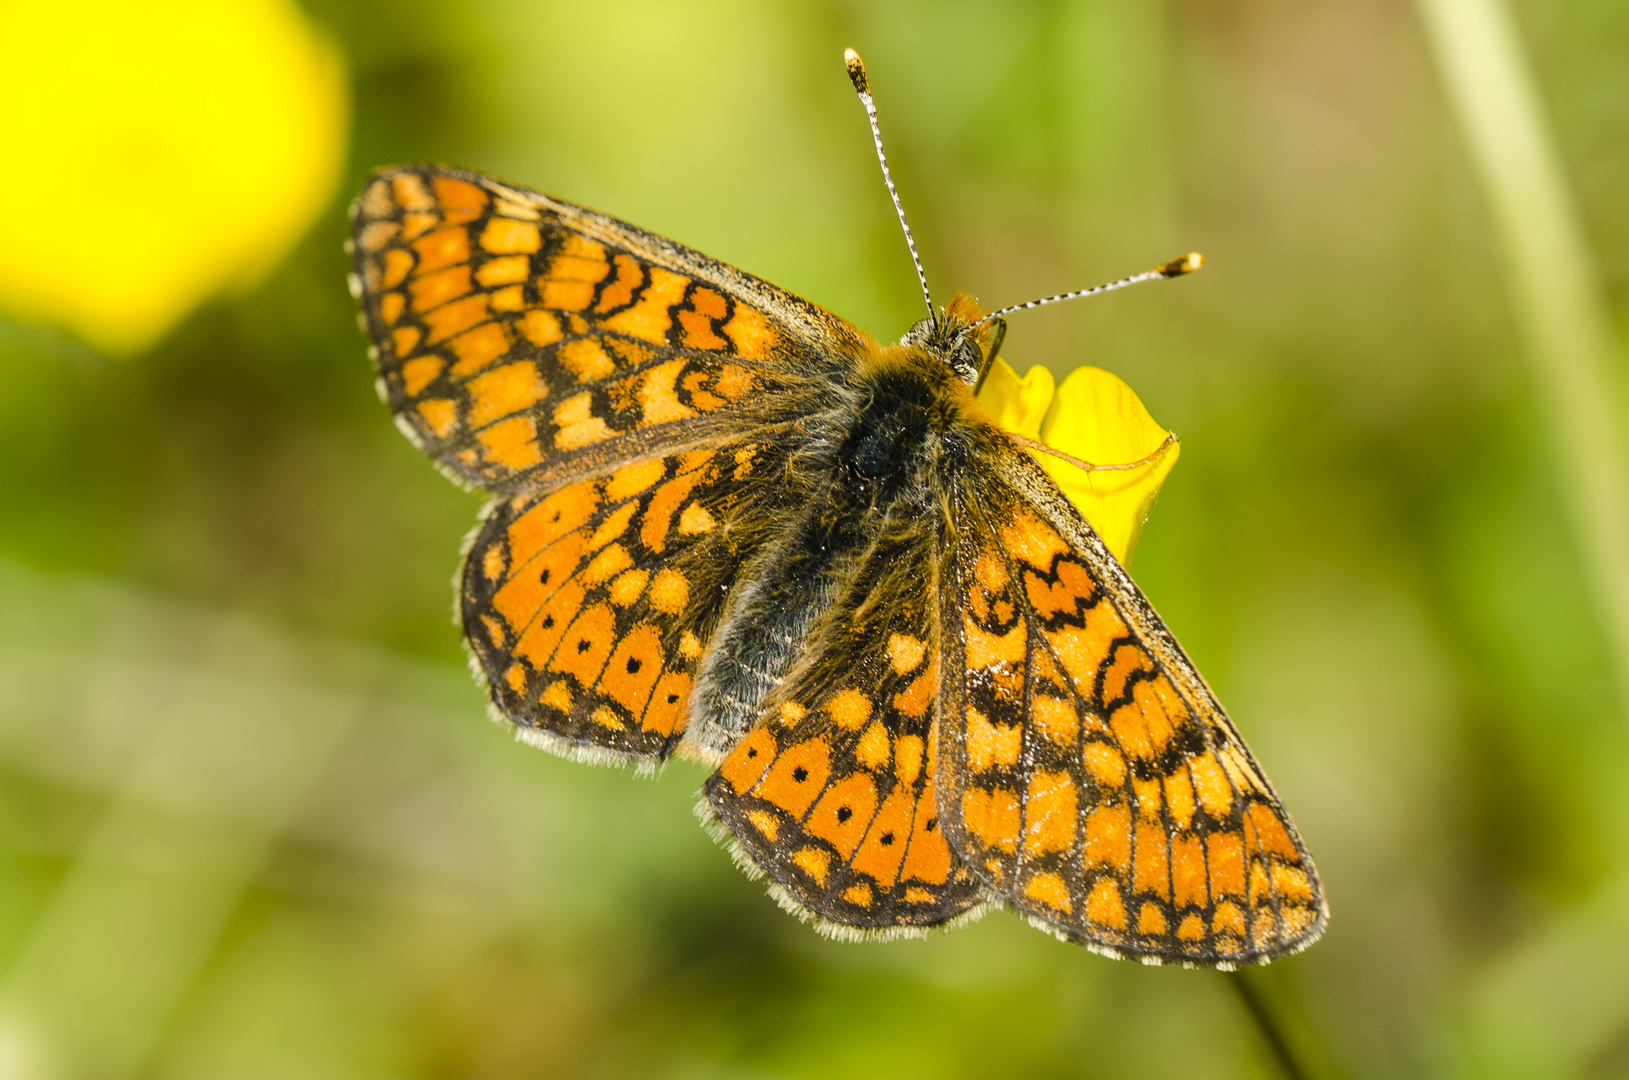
[900,291,1003,388]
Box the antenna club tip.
[1158,252,1204,278]
[844,48,869,93]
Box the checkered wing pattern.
[349,165,864,493]
[461,432,809,764]
[938,443,1327,965]
[703,528,984,932]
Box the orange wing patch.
[939,473,1325,964]
[703,534,983,932]
[461,434,799,763]
[349,165,853,493]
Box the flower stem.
[1227,969,1344,1080]
[1230,971,1309,1080]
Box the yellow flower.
[0,0,348,354]
[977,358,1179,565]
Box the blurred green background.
[2,0,1628,1077]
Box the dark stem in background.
[1228,966,1349,1080]
[1229,970,1309,1080]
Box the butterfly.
[345,49,1325,967]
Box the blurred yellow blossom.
[977,358,1179,564]
[0,0,348,354]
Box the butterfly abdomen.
[683,348,966,760]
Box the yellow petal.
[0,0,349,354]
[975,357,1056,439]
[1037,366,1178,565]
[974,357,1178,565]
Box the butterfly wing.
[701,525,985,932]
[348,165,866,493]
[461,429,821,765]
[939,439,1327,965]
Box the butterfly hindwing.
[461,431,807,764]
[939,442,1326,965]
[703,528,985,933]
[349,165,864,493]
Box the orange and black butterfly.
[346,50,1325,967]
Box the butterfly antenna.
[845,48,935,324]
[973,252,1205,330]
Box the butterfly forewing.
[348,165,859,493]
[938,443,1326,964]
[704,527,985,932]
